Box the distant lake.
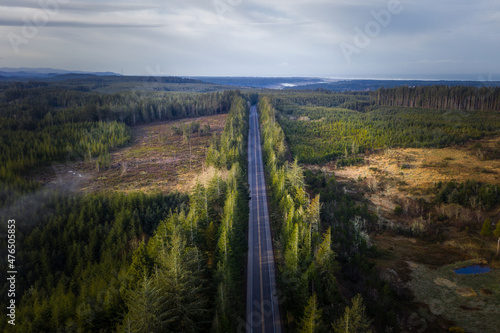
[454,265,492,275]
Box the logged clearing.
[332,136,499,192]
[33,114,227,194]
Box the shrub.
[394,205,403,215]
[480,218,491,237]
[494,220,500,238]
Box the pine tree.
[314,228,339,307]
[155,228,209,332]
[127,241,154,284]
[125,275,165,333]
[306,194,321,236]
[286,159,305,190]
[332,294,372,333]
[298,293,322,333]
[284,223,299,272]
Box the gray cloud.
[0,0,499,78]
[0,20,163,28]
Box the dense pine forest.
[0,191,188,332]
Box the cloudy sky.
[1,0,499,78]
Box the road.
[246,105,282,333]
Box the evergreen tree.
[155,228,209,332]
[298,293,323,333]
[332,294,372,333]
[314,227,338,305]
[124,276,165,333]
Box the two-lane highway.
[246,105,282,333]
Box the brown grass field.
[327,136,499,193]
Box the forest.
[0,191,188,332]
[0,82,237,126]
[433,180,500,210]
[0,89,250,332]
[1,82,499,332]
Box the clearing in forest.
[32,114,227,194]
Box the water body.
[454,265,492,275]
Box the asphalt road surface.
[246,105,282,333]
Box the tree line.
[434,180,500,210]
[269,91,370,111]
[372,85,500,111]
[1,84,238,127]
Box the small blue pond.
[454,265,492,275]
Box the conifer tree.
[332,294,372,333]
[125,276,165,333]
[298,293,323,333]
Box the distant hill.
[188,76,328,89]
[188,76,500,91]
[0,73,231,93]
[0,67,119,79]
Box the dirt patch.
[372,233,469,268]
[455,287,477,297]
[31,114,227,194]
[434,278,457,289]
[480,288,493,296]
[316,137,500,331]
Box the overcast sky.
[1,0,499,78]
